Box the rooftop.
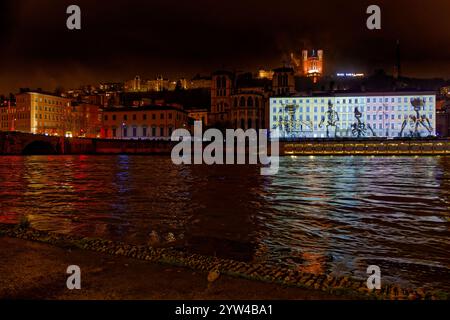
[277,90,438,99]
[16,89,69,99]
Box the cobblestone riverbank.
[0,224,447,300]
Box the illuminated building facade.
[230,92,267,130]
[125,75,210,92]
[291,49,324,82]
[189,75,212,89]
[148,76,170,92]
[125,75,145,92]
[441,86,450,98]
[0,100,14,132]
[272,67,295,96]
[101,105,189,140]
[209,71,234,125]
[257,69,274,80]
[99,82,124,92]
[302,50,323,78]
[0,91,72,136]
[71,103,102,138]
[209,70,271,129]
[188,109,209,126]
[270,92,436,139]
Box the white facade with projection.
[270,92,436,139]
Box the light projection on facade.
[270,93,436,139]
[399,98,434,137]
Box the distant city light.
[336,73,365,78]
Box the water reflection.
[0,155,449,291]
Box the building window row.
[272,97,434,105]
[234,96,261,108]
[104,112,176,121]
[108,126,174,138]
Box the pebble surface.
[0,224,447,300]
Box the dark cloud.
[0,0,449,93]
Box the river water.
[0,155,449,291]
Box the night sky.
[0,0,449,93]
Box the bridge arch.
[22,140,57,155]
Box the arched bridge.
[0,132,90,155]
[0,131,173,155]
